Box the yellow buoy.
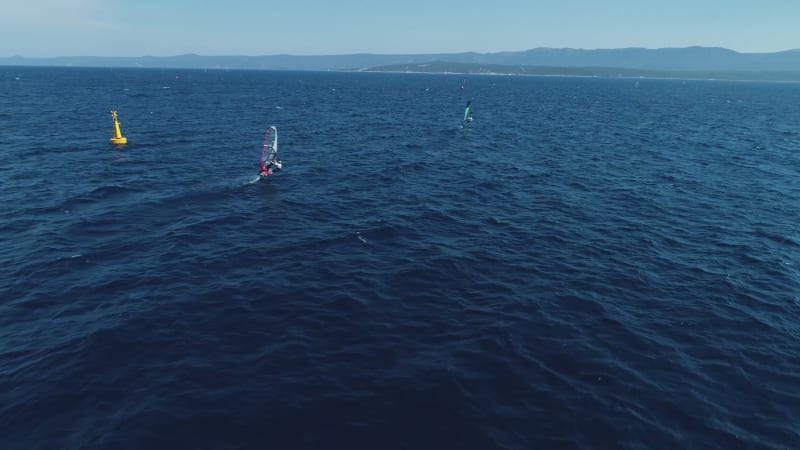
[110,111,127,145]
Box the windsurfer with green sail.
[463,100,474,125]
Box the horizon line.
[4,45,800,59]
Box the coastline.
[351,63,800,83]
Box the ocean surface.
[1,67,799,449]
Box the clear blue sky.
[2,0,798,57]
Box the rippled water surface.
[1,67,799,449]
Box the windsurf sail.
[259,125,280,176]
[463,101,473,124]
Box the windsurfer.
[258,125,281,178]
[260,159,282,177]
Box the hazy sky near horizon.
[2,0,798,57]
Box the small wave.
[88,184,140,198]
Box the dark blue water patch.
[2,67,800,449]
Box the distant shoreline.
[2,46,800,80]
[3,61,800,83]
[354,62,800,83]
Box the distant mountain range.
[2,47,800,74]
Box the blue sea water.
[1,67,800,449]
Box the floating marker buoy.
[110,111,127,145]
